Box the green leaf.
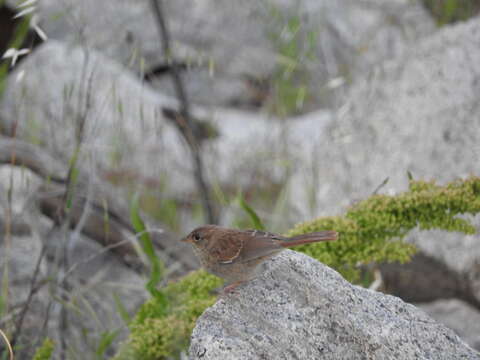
[96,330,120,358]
[65,151,80,210]
[1,264,8,319]
[130,195,168,312]
[372,177,389,195]
[237,193,265,230]
[33,338,55,360]
[113,292,131,325]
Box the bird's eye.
[193,233,201,242]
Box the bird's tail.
[282,231,338,247]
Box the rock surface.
[418,299,480,351]
[0,166,150,359]
[303,16,480,314]
[303,17,480,215]
[380,221,480,309]
[6,0,434,109]
[0,40,334,229]
[0,40,189,192]
[302,18,480,309]
[189,250,479,360]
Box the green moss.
[32,339,54,360]
[115,270,222,360]
[288,176,480,281]
[422,0,480,25]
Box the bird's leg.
[222,281,245,294]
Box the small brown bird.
[182,225,338,293]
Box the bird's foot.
[221,281,245,295]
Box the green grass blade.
[130,195,168,312]
[95,330,120,358]
[32,338,55,360]
[237,193,265,230]
[113,292,131,325]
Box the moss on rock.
[115,270,222,359]
[288,176,480,281]
[32,339,54,360]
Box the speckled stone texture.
[189,250,479,360]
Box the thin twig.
[60,236,139,283]
[57,52,93,360]
[372,177,389,195]
[10,243,48,348]
[0,328,13,360]
[150,0,217,224]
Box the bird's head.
[181,224,221,249]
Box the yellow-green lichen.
[288,176,480,281]
[422,0,480,25]
[32,338,54,360]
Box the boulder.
[418,299,480,351]
[189,250,479,359]
[0,40,335,230]
[0,167,149,359]
[301,17,480,215]
[380,221,480,309]
[0,40,187,191]
[302,16,480,312]
[6,0,434,109]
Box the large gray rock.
[10,0,434,109]
[0,167,149,359]
[418,299,480,351]
[0,40,187,190]
[190,251,480,360]
[0,228,150,359]
[380,221,480,309]
[189,250,479,360]
[304,17,480,309]
[302,17,480,215]
[0,40,335,230]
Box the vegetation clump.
[115,270,222,360]
[288,176,480,281]
[422,0,480,25]
[32,339,55,360]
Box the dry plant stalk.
[0,328,14,360]
[150,0,217,224]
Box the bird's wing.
[236,230,287,263]
[208,232,244,264]
[244,229,287,240]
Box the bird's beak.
[180,236,189,243]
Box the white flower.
[17,0,37,8]
[2,48,30,67]
[326,77,346,89]
[14,6,35,19]
[31,14,48,41]
[13,1,48,42]
[16,70,26,83]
